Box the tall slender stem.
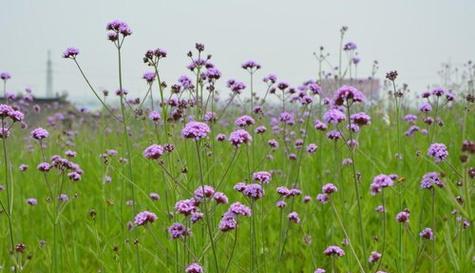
[194,142,220,273]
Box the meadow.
[0,21,474,273]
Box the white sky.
[1,0,474,105]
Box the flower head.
[182,121,210,140]
[419,227,434,240]
[427,143,448,163]
[31,128,49,140]
[185,263,203,273]
[333,85,365,106]
[229,129,252,147]
[63,48,80,59]
[168,223,190,239]
[143,144,164,160]
[323,245,345,257]
[421,172,443,189]
[134,211,157,226]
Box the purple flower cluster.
[420,172,443,189]
[323,245,345,257]
[62,48,80,59]
[226,79,246,94]
[219,202,251,232]
[333,85,365,106]
[168,223,190,239]
[427,143,448,163]
[323,109,346,124]
[419,227,434,240]
[185,263,203,273]
[134,211,157,226]
[235,115,255,127]
[0,72,11,80]
[182,121,210,140]
[143,144,164,160]
[229,129,252,147]
[252,171,272,184]
[31,127,49,140]
[106,19,132,40]
[370,174,394,195]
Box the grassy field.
[0,21,474,273]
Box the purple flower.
[419,102,432,112]
[0,72,11,80]
[229,202,252,216]
[255,125,267,134]
[143,71,156,83]
[307,143,318,153]
[276,200,287,208]
[432,87,446,97]
[326,130,342,141]
[31,128,49,140]
[427,143,448,163]
[58,193,69,202]
[421,172,443,189]
[242,183,264,199]
[62,48,80,59]
[333,85,365,106]
[404,114,417,123]
[185,263,203,273]
[134,211,157,226]
[194,185,215,201]
[219,212,238,232]
[235,115,255,127]
[322,183,338,194]
[316,193,329,204]
[279,112,295,125]
[229,129,252,147]
[179,75,194,90]
[343,42,357,51]
[149,111,161,122]
[324,245,345,257]
[375,205,385,213]
[106,19,132,37]
[168,223,190,239]
[213,192,228,204]
[405,125,420,137]
[149,192,160,201]
[368,251,382,263]
[314,120,328,131]
[351,112,371,126]
[268,139,279,149]
[288,211,301,224]
[370,174,394,195]
[182,121,210,140]
[143,144,164,160]
[396,210,410,223]
[213,133,225,142]
[68,172,81,181]
[314,268,326,273]
[263,73,277,84]
[419,227,434,240]
[241,60,261,71]
[26,198,38,206]
[252,171,272,184]
[175,199,197,216]
[37,162,51,172]
[323,109,346,124]
[203,112,217,122]
[0,128,10,138]
[19,164,28,172]
[227,79,246,94]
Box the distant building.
[319,78,381,101]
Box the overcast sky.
[1,0,474,105]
